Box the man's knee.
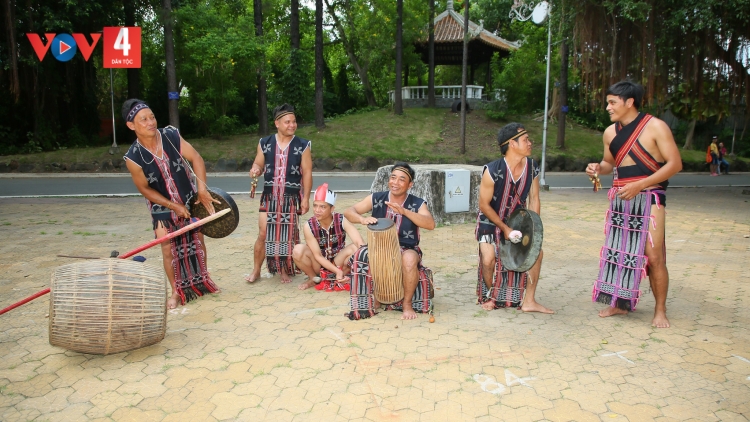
[292,244,308,260]
[402,250,419,270]
[647,251,665,269]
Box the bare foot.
[245,271,261,283]
[481,301,496,311]
[521,301,555,314]
[280,270,292,284]
[652,310,670,328]
[167,293,180,310]
[598,306,628,318]
[401,306,418,320]
[297,278,315,290]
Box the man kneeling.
[476,123,553,314]
[293,184,364,291]
[344,163,436,320]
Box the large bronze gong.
[499,208,543,272]
[188,187,239,238]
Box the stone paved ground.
[0,188,748,422]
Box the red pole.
[0,208,230,315]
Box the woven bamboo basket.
[49,259,168,355]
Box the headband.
[500,129,528,147]
[314,183,336,206]
[392,166,413,182]
[274,110,294,121]
[126,102,150,122]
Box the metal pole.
[540,17,551,188]
[110,68,117,148]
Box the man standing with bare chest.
[586,81,682,328]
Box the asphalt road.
[0,172,748,197]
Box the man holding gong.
[122,99,220,310]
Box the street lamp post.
[510,0,551,189]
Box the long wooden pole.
[0,208,230,316]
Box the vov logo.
[26,33,101,62]
[26,27,141,69]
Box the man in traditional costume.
[246,104,313,284]
[586,81,682,328]
[122,99,220,309]
[476,123,553,313]
[343,163,436,320]
[293,184,364,291]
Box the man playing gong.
[586,80,681,328]
[293,184,364,291]
[476,123,553,314]
[344,163,435,320]
[122,99,220,309]
[246,104,313,284]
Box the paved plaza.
[0,188,748,421]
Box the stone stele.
[370,164,484,225]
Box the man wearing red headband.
[344,162,436,320]
[246,104,313,284]
[293,183,364,290]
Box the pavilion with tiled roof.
[414,0,519,66]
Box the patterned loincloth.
[163,219,219,305]
[264,194,301,275]
[347,245,433,320]
[476,235,527,309]
[593,188,663,311]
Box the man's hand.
[501,225,514,241]
[300,198,310,215]
[385,201,406,215]
[172,203,191,219]
[249,165,262,178]
[616,181,644,201]
[197,189,221,215]
[335,268,347,281]
[586,163,601,177]
[361,216,378,225]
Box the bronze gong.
[498,208,543,272]
[188,187,239,238]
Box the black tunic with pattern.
[124,126,218,305]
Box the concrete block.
[370,164,484,225]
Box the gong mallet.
[0,208,231,316]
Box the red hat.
[314,183,336,206]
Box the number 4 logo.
[114,27,131,56]
[103,27,141,69]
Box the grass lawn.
[0,108,744,169]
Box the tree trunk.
[556,38,568,149]
[162,0,180,128]
[683,118,696,149]
[3,0,20,102]
[394,0,403,115]
[427,0,435,107]
[291,0,300,50]
[254,0,269,135]
[324,0,376,107]
[314,0,325,128]
[459,0,469,155]
[124,0,140,99]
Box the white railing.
[388,85,484,102]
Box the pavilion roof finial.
[447,0,454,11]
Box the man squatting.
[293,183,364,291]
[476,123,553,314]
